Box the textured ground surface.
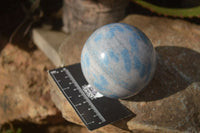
[0,43,89,132]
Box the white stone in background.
[32,28,68,67]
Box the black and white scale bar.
[48,63,133,130]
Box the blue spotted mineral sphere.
[81,23,156,99]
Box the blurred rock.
[50,81,83,126]
[123,82,200,133]
[58,31,93,65]
[122,15,200,53]
[62,0,130,33]
[46,123,89,133]
[49,15,200,132]
[32,27,68,67]
[121,15,200,83]
[0,44,63,126]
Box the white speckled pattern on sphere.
[81,23,156,99]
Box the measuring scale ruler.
[48,63,132,130]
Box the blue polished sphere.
[81,23,156,99]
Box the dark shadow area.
[0,0,37,52]
[127,1,200,25]
[0,0,25,36]
[0,34,8,52]
[0,112,81,133]
[0,0,25,52]
[126,46,200,102]
[0,120,80,133]
[112,114,135,132]
[144,0,200,8]
[40,0,63,30]
[127,1,158,17]
[0,0,62,52]
[1,121,46,133]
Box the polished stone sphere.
[81,23,156,99]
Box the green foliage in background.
[0,123,22,133]
[0,128,22,133]
[132,0,200,17]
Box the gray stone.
[62,0,129,33]
[123,82,200,132]
[58,31,93,65]
[32,28,68,66]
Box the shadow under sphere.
[126,46,200,102]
